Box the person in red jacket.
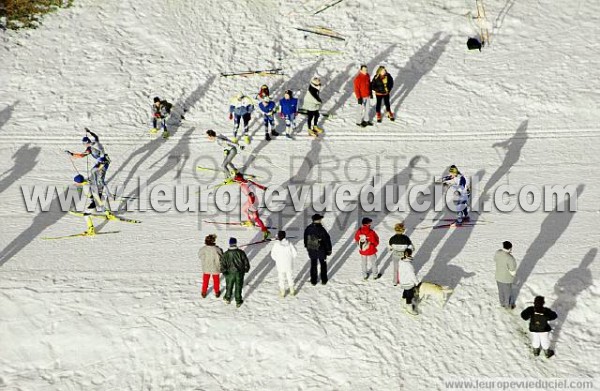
[354,217,380,280]
[353,65,373,128]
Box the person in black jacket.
[520,296,558,358]
[304,214,332,285]
[220,237,251,308]
[388,223,414,286]
[370,66,394,123]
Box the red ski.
[203,220,278,230]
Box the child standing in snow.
[229,92,255,144]
[198,234,224,298]
[270,231,298,297]
[399,248,420,315]
[388,223,414,286]
[278,89,298,138]
[302,77,324,137]
[258,96,279,141]
[354,217,380,280]
[151,97,173,138]
[520,296,557,358]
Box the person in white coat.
[398,248,420,315]
[270,230,298,297]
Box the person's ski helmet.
[153,96,161,103]
[74,174,85,183]
[82,136,91,144]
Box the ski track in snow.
[1,0,600,389]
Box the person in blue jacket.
[258,96,279,141]
[279,90,298,139]
[228,92,255,144]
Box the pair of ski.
[203,220,289,247]
[418,218,487,230]
[42,212,142,240]
[295,26,345,41]
[203,220,277,230]
[220,68,284,78]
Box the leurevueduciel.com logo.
[19,154,580,218]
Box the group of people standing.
[199,212,560,359]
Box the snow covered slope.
[1,0,599,389]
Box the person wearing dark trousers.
[370,66,394,122]
[302,77,324,136]
[304,213,332,285]
[399,248,420,315]
[520,296,558,358]
[220,237,251,308]
[495,240,517,309]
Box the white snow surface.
[1,0,600,390]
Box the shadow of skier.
[0,143,41,195]
[391,33,451,116]
[551,248,596,348]
[513,184,585,302]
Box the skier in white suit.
[270,230,298,297]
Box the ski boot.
[263,230,271,240]
[373,273,382,280]
[236,301,243,308]
[280,289,286,298]
[544,349,554,358]
[271,129,279,137]
[290,287,296,296]
[241,220,254,227]
[308,127,318,138]
[162,130,170,139]
[285,132,293,140]
[387,111,395,121]
[533,348,541,356]
[265,133,271,141]
[84,226,96,236]
[150,128,159,134]
[224,297,231,304]
[201,292,207,298]
[313,125,324,134]
[215,291,221,298]
[376,112,382,123]
[360,121,369,127]
[242,135,250,144]
[231,136,239,144]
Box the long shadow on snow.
[243,136,323,299]
[551,248,596,349]
[391,33,450,116]
[513,184,585,302]
[319,44,398,123]
[480,120,528,204]
[327,155,425,282]
[0,192,73,267]
[108,77,215,191]
[419,169,486,293]
[0,144,41,195]
[0,102,18,132]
